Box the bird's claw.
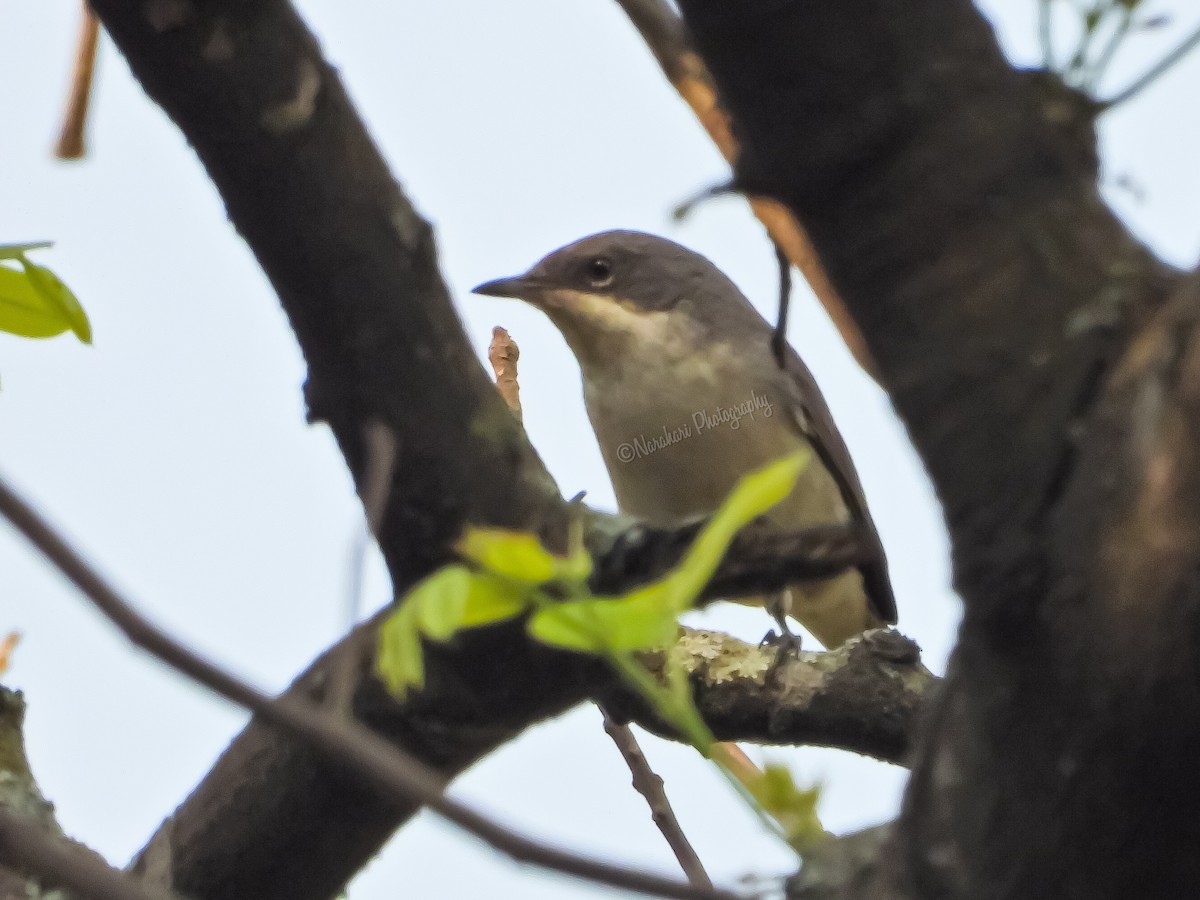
[759,626,803,678]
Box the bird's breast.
[583,363,848,529]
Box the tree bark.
[672,1,1195,898]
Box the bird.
[473,230,895,649]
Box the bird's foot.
[759,626,803,677]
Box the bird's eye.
[586,257,614,288]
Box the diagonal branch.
[611,0,878,377]
[602,714,713,889]
[0,474,737,900]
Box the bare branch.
[1101,20,1200,109]
[671,1,1195,896]
[602,714,713,888]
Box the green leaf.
[528,592,679,652]
[650,449,809,614]
[460,574,532,627]
[456,528,559,583]
[402,564,532,639]
[409,565,473,640]
[555,544,593,585]
[376,565,537,699]
[21,260,92,344]
[527,450,809,654]
[0,265,72,338]
[750,764,826,852]
[375,602,425,697]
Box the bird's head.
[473,230,757,370]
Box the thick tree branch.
[89,0,567,589]
[611,0,878,377]
[612,629,930,766]
[672,1,1199,897]
[675,0,1173,558]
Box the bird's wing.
[780,348,898,624]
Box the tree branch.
[610,0,878,377]
[672,1,1199,897]
[602,714,713,889]
[613,629,929,766]
[0,475,742,900]
[0,687,178,900]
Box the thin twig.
[610,0,879,380]
[1063,3,1103,83]
[54,3,100,160]
[602,712,713,889]
[0,807,179,900]
[771,242,791,369]
[0,475,735,900]
[1039,0,1055,71]
[1101,20,1200,109]
[1084,6,1133,93]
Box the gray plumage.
[475,230,895,646]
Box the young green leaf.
[751,764,826,852]
[409,565,473,640]
[376,565,537,699]
[455,528,559,584]
[458,571,532,628]
[0,265,73,338]
[21,260,92,344]
[528,591,680,652]
[636,448,809,615]
[376,601,426,696]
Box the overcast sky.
[4,2,1200,897]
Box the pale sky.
[3,2,1199,897]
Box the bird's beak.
[472,274,547,301]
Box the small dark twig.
[0,807,179,900]
[772,242,792,369]
[602,713,713,889]
[672,182,737,222]
[1101,20,1200,109]
[0,474,735,900]
[1038,0,1054,71]
[1084,6,1133,93]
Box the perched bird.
[474,230,895,648]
